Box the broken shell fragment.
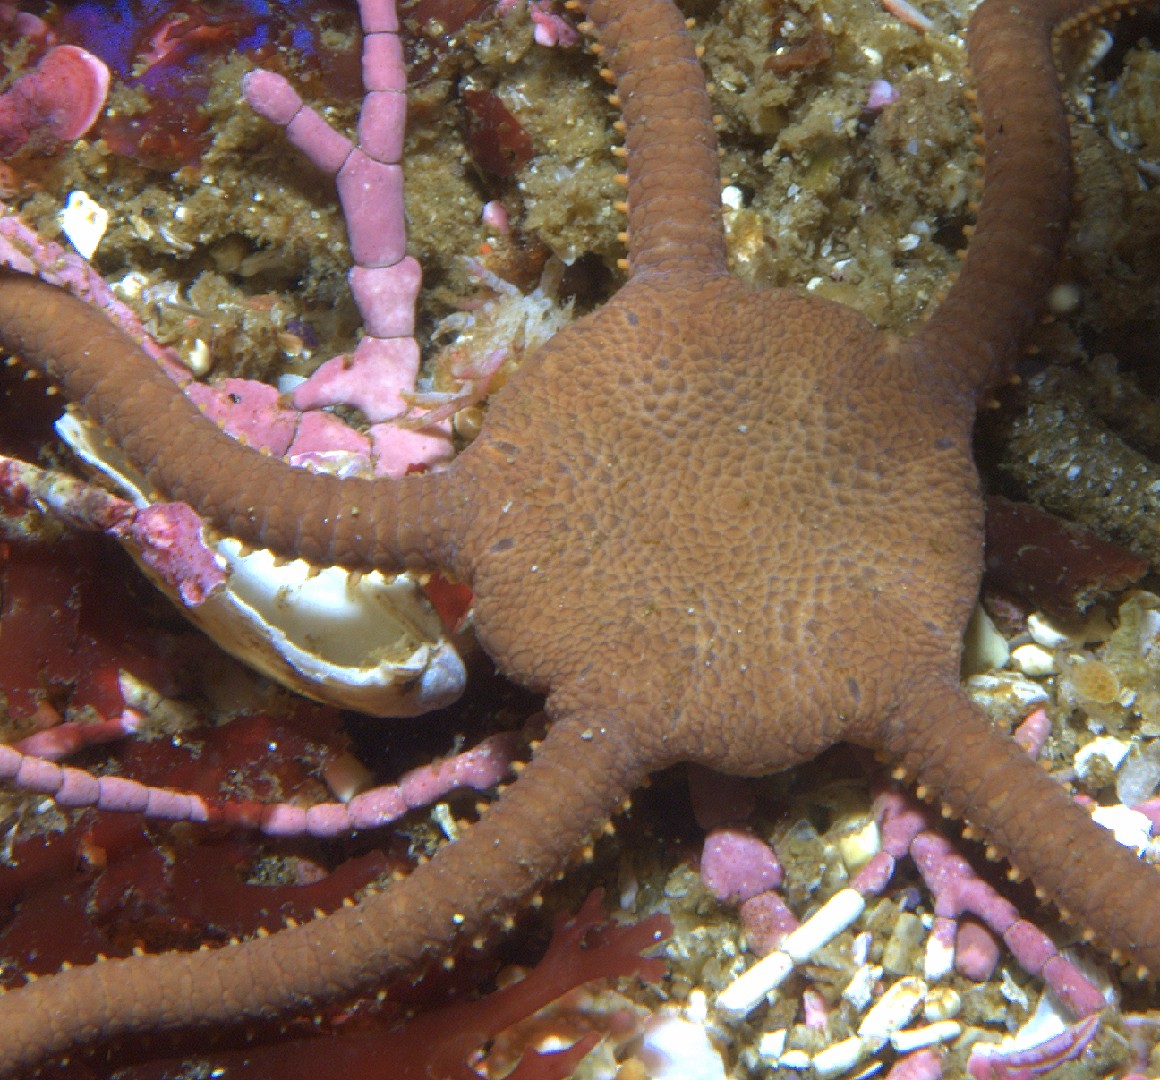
[56,411,467,717]
[191,539,466,716]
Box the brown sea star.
[0,0,1156,1072]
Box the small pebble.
[1092,804,1153,853]
[758,1030,787,1063]
[843,963,882,1012]
[966,672,1050,710]
[1010,643,1057,677]
[813,1036,868,1078]
[922,987,961,1022]
[891,1020,961,1053]
[1075,735,1130,776]
[58,190,108,259]
[1117,741,1160,806]
[638,1014,728,1080]
[859,976,926,1039]
[837,818,880,872]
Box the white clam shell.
[56,411,467,718]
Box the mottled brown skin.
[0,0,1156,1071]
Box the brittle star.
[0,0,1155,1072]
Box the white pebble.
[837,820,881,872]
[923,930,955,982]
[843,963,882,1012]
[891,1020,961,1053]
[813,1036,870,1078]
[1075,735,1130,774]
[922,987,961,1021]
[721,185,744,210]
[58,191,108,259]
[685,988,709,1025]
[858,977,926,1039]
[1091,803,1153,853]
[718,890,865,1017]
[1010,643,1057,677]
[758,1030,787,1063]
[638,1015,727,1080]
[184,338,212,378]
[781,889,866,962]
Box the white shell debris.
[837,819,881,872]
[757,1029,787,1063]
[1026,612,1072,649]
[965,672,1049,711]
[851,931,873,966]
[842,963,882,1011]
[56,412,466,717]
[857,977,926,1039]
[207,539,465,716]
[1004,986,1068,1052]
[923,937,955,983]
[1010,643,1058,677]
[813,1035,868,1078]
[684,988,710,1025]
[1025,611,1102,649]
[774,978,940,1080]
[637,1014,728,1080]
[1091,803,1154,853]
[1075,735,1130,774]
[58,191,108,259]
[717,889,865,1016]
[962,605,1010,674]
[891,1020,961,1053]
[922,987,961,1022]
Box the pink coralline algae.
[0,5,51,44]
[243,0,455,477]
[0,0,460,598]
[695,712,1109,1018]
[0,453,226,606]
[527,1,582,48]
[966,1014,1102,1080]
[689,764,801,954]
[852,782,1108,1018]
[0,0,485,836]
[0,44,109,158]
[0,716,520,836]
[886,1048,945,1080]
